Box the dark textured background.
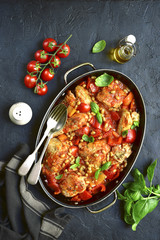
[0,0,160,239]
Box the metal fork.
[27,107,67,185]
[18,104,67,176]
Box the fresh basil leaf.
[125,214,135,225]
[147,159,157,183]
[131,121,140,129]
[95,73,114,87]
[82,134,89,142]
[76,156,80,165]
[152,184,160,194]
[82,134,94,143]
[116,190,127,201]
[122,130,128,137]
[133,121,139,127]
[95,169,101,180]
[101,161,111,171]
[88,136,95,143]
[132,223,138,231]
[92,40,106,53]
[90,102,99,114]
[55,174,63,180]
[96,112,103,124]
[124,189,142,201]
[132,199,159,225]
[70,164,78,169]
[124,200,133,215]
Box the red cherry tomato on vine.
[43,38,57,52]
[49,55,61,68]
[24,74,37,88]
[57,43,70,58]
[27,61,40,73]
[35,50,49,63]
[77,103,91,113]
[36,84,48,96]
[41,68,54,81]
[124,129,136,143]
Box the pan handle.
[64,62,96,84]
[86,191,117,214]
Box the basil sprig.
[131,121,139,129]
[117,159,160,231]
[70,156,80,169]
[82,134,94,143]
[95,73,114,87]
[92,40,106,53]
[90,102,103,124]
[55,174,63,180]
[95,161,111,180]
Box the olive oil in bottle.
[113,35,136,64]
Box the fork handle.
[18,130,49,176]
[27,134,52,185]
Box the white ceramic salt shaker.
[9,102,32,125]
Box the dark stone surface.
[0,0,160,239]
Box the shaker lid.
[9,102,32,125]
[125,35,136,44]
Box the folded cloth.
[0,144,72,240]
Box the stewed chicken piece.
[75,85,92,104]
[63,90,76,107]
[117,109,132,134]
[64,113,88,133]
[96,81,127,109]
[59,172,86,197]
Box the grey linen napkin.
[0,144,72,240]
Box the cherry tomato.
[86,77,99,93]
[75,126,90,136]
[90,116,102,129]
[49,55,61,68]
[57,43,70,58]
[124,129,136,143]
[41,68,54,81]
[27,61,40,73]
[69,146,79,157]
[104,165,120,180]
[110,111,120,121]
[79,190,92,201]
[90,128,102,138]
[35,50,49,63]
[36,84,48,96]
[46,175,61,195]
[130,98,136,111]
[24,74,37,88]
[77,103,91,113]
[108,136,122,146]
[43,38,57,52]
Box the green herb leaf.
[90,102,99,114]
[101,161,111,171]
[95,73,114,87]
[122,130,128,137]
[117,190,127,201]
[96,112,103,124]
[76,156,80,165]
[131,121,140,129]
[55,174,63,180]
[82,134,89,142]
[95,169,101,180]
[92,40,106,53]
[70,164,78,169]
[147,159,157,184]
[82,134,94,143]
[132,199,159,225]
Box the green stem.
[34,34,72,91]
[147,188,160,197]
